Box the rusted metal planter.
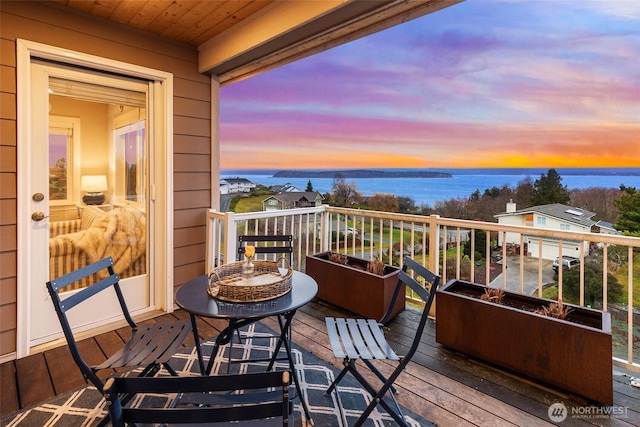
[435,279,613,404]
[305,252,403,321]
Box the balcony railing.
[206,205,640,370]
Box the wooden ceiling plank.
[107,0,148,24]
[158,1,224,42]
[127,0,174,29]
[63,0,94,13]
[87,0,121,18]
[192,0,274,46]
[146,0,201,37]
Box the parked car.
[552,256,580,273]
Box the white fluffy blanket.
[62,208,146,276]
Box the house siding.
[0,2,212,356]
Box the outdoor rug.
[2,323,435,426]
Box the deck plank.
[43,344,87,395]
[0,361,19,417]
[76,337,113,380]
[15,354,54,408]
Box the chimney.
[506,199,516,213]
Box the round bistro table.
[175,271,318,423]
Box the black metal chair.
[103,370,292,426]
[228,235,294,372]
[237,234,293,264]
[324,257,440,427]
[46,257,192,394]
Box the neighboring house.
[269,183,301,193]
[220,178,256,194]
[263,192,324,211]
[593,220,621,236]
[494,202,597,260]
[0,1,460,361]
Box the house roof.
[270,183,300,193]
[264,192,323,203]
[223,178,253,184]
[595,220,618,232]
[48,0,462,84]
[495,203,597,227]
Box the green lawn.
[233,195,267,212]
[617,255,640,306]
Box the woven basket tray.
[207,259,292,302]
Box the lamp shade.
[80,175,108,192]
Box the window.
[49,116,80,205]
[114,119,146,204]
[560,223,570,230]
[536,217,546,226]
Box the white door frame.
[16,39,175,358]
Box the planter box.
[435,279,612,404]
[305,252,403,321]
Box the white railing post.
[224,211,237,265]
[429,215,440,275]
[205,209,214,272]
[320,205,331,252]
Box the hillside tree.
[532,169,570,205]
[367,193,400,212]
[330,176,362,207]
[563,263,622,306]
[613,185,640,235]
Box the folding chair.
[237,234,294,264]
[227,235,294,371]
[46,257,192,397]
[324,257,440,427]
[104,370,292,426]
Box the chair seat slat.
[336,318,361,359]
[356,319,395,360]
[345,318,374,360]
[366,319,399,360]
[325,317,347,359]
[97,321,191,369]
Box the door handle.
[31,211,49,221]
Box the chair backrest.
[237,234,293,264]
[104,371,292,426]
[46,256,136,387]
[381,257,440,358]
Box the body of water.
[221,168,640,207]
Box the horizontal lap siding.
[0,2,212,356]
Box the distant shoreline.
[272,169,452,179]
[222,167,640,177]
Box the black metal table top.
[175,271,318,320]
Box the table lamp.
[81,175,108,205]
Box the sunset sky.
[220,0,640,170]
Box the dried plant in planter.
[328,252,348,265]
[536,299,572,319]
[367,257,385,275]
[480,287,504,304]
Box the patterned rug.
[2,323,435,426]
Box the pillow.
[80,206,106,230]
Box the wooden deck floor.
[1,300,639,426]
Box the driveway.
[490,256,555,295]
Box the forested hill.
[273,170,452,178]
